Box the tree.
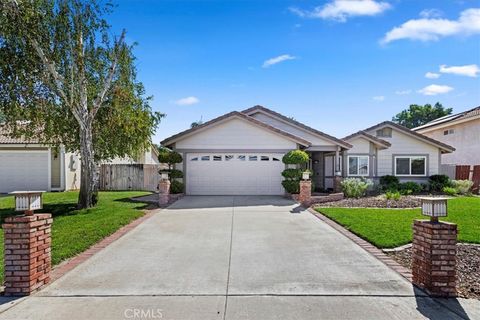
[392,103,452,128]
[0,0,163,208]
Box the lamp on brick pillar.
[299,170,312,207]
[412,197,457,297]
[158,171,171,206]
[4,191,52,296]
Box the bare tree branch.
[91,29,126,119]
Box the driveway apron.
[0,196,475,320]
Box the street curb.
[308,208,413,283]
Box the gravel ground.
[314,195,422,208]
[387,244,480,300]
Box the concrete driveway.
[0,196,477,320]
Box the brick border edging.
[49,208,159,282]
[308,208,413,282]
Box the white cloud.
[418,84,454,96]
[174,96,199,106]
[395,89,412,95]
[381,8,480,43]
[289,0,391,22]
[420,9,443,19]
[262,54,296,68]
[373,95,385,101]
[425,72,441,79]
[439,64,480,77]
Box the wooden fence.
[441,164,480,193]
[99,164,160,191]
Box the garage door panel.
[0,152,49,193]
[186,153,285,195]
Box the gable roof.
[343,131,391,149]
[160,111,312,147]
[362,121,455,153]
[413,106,480,131]
[0,125,41,144]
[242,105,352,149]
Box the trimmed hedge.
[282,150,309,165]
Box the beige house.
[414,106,480,166]
[0,126,159,193]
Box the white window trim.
[394,156,427,177]
[347,155,369,177]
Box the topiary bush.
[282,180,300,194]
[282,150,309,165]
[168,169,184,179]
[340,177,373,198]
[429,174,452,192]
[379,175,399,191]
[170,180,184,194]
[281,168,303,180]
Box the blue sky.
[108,0,480,143]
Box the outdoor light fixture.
[9,191,45,216]
[418,197,449,222]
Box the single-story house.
[413,106,480,166]
[0,125,159,193]
[161,106,455,195]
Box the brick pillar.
[2,214,52,296]
[333,176,343,193]
[412,220,457,297]
[299,180,312,206]
[158,179,171,206]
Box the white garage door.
[0,151,50,193]
[186,153,285,195]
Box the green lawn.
[0,191,151,283]
[316,197,480,249]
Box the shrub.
[379,175,399,191]
[168,169,183,179]
[170,180,184,194]
[158,149,183,169]
[282,180,300,194]
[398,182,422,195]
[340,178,373,198]
[442,186,458,196]
[281,168,303,180]
[282,150,309,165]
[429,175,452,192]
[385,191,401,201]
[451,180,474,195]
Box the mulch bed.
[386,244,480,300]
[314,195,422,208]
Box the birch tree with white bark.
[0,0,163,208]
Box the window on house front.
[261,156,269,161]
[191,157,198,161]
[348,156,369,176]
[394,156,426,176]
[237,155,246,161]
[213,155,222,161]
[443,129,455,135]
[376,127,392,138]
[201,156,210,161]
[225,155,234,161]
[249,155,258,161]
[272,157,280,161]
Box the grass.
[316,197,480,249]
[0,191,151,283]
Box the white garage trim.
[185,152,285,195]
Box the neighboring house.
[0,125,159,193]
[413,106,480,165]
[161,106,454,195]
[343,121,455,184]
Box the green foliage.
[158,149,183,169]
[282,180,300,194]
[281,169,303,180]
[398,182,422,195]
[379,175,399,191]
[392,103,452,129]
[282,150,309,165]
[385,191,401,201]
[168,169,183,180]
[170,180,184,194]
[316,197,480,248]
[340,178,373,198]
[451,180,474,195]
[443,187,458,196]
[429,174,452,192]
